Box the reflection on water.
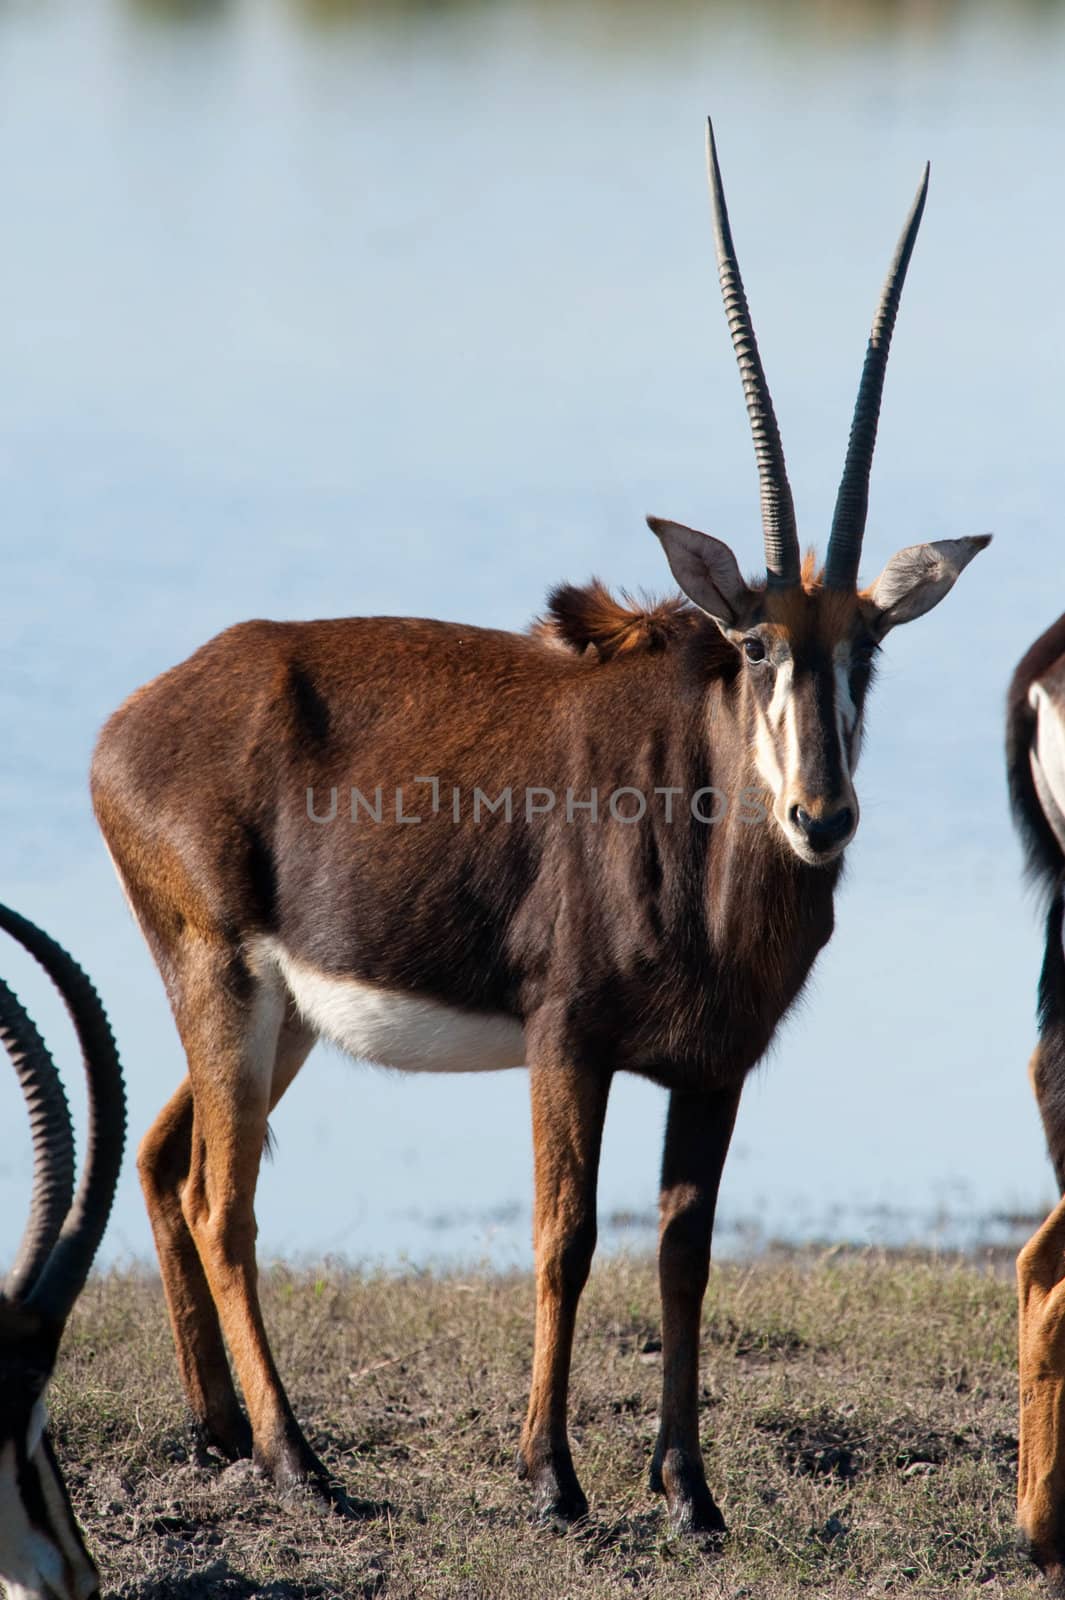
[0,0,1063,1269]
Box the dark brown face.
[649,517,990,871]
[725,587,877,866]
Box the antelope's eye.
[743,637,767,664]
[853,639,878,668]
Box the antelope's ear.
[647,516,754,629]
[866,534,991,637]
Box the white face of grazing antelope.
[646,120,989,866]
[0,906,126,1600]
[0,1319,100,1600]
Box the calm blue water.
[1,0,1063,1270]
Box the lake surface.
[1,0,1063,1270]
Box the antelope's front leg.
[1017,1189,1065,1592]
[518,1062,612,1525]
[650,1083,741,1537]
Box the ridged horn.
[824,164,930,589]
[1,976,76,1302]
[0,905,125,1328]
[705,117,800,588]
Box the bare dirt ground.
[46,1253,1036,1599]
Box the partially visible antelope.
[1008,617,1065,1593]
[91,121,987,1535]
[0,906,125,1600]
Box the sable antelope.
[0,906,125,1600]
[91,122,987,1535]
[1008,616,1065,1592]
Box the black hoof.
[535,1487,590,1531]
[281,1475,386,1521]
[256,1432,344,1507]
[517,1447,589,1528]
[190,1411,253,1465]
[651,1446,727,1542]
[668,1487,727,1542]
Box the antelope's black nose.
[790,804,854,853]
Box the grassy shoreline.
[51,1254,1034,1598]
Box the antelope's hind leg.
[138,1077,252,1462]
[143,936,333,1497]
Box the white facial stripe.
[833,646,858,737]
[752,702,784,795]
[0,1437,35,1596]
[254,938,526,1074]
[832,646,861,777]
[36,1441,99,1600]
[767,659,793,730]
[749,643,864,866]
[751,659,793,796]
[783,684,802,793]
[0,1428,96,1600]
[763,657,859,804]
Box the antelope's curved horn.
[825,164,930,590]
[705,117,800,588]
[0,905,125,1328]
[1,975,76,1301]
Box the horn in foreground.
[0,906,126,1600]
[2,977,75,1302]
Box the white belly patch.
[255,938,526,1074]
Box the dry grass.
[43,1252,1038,1599]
